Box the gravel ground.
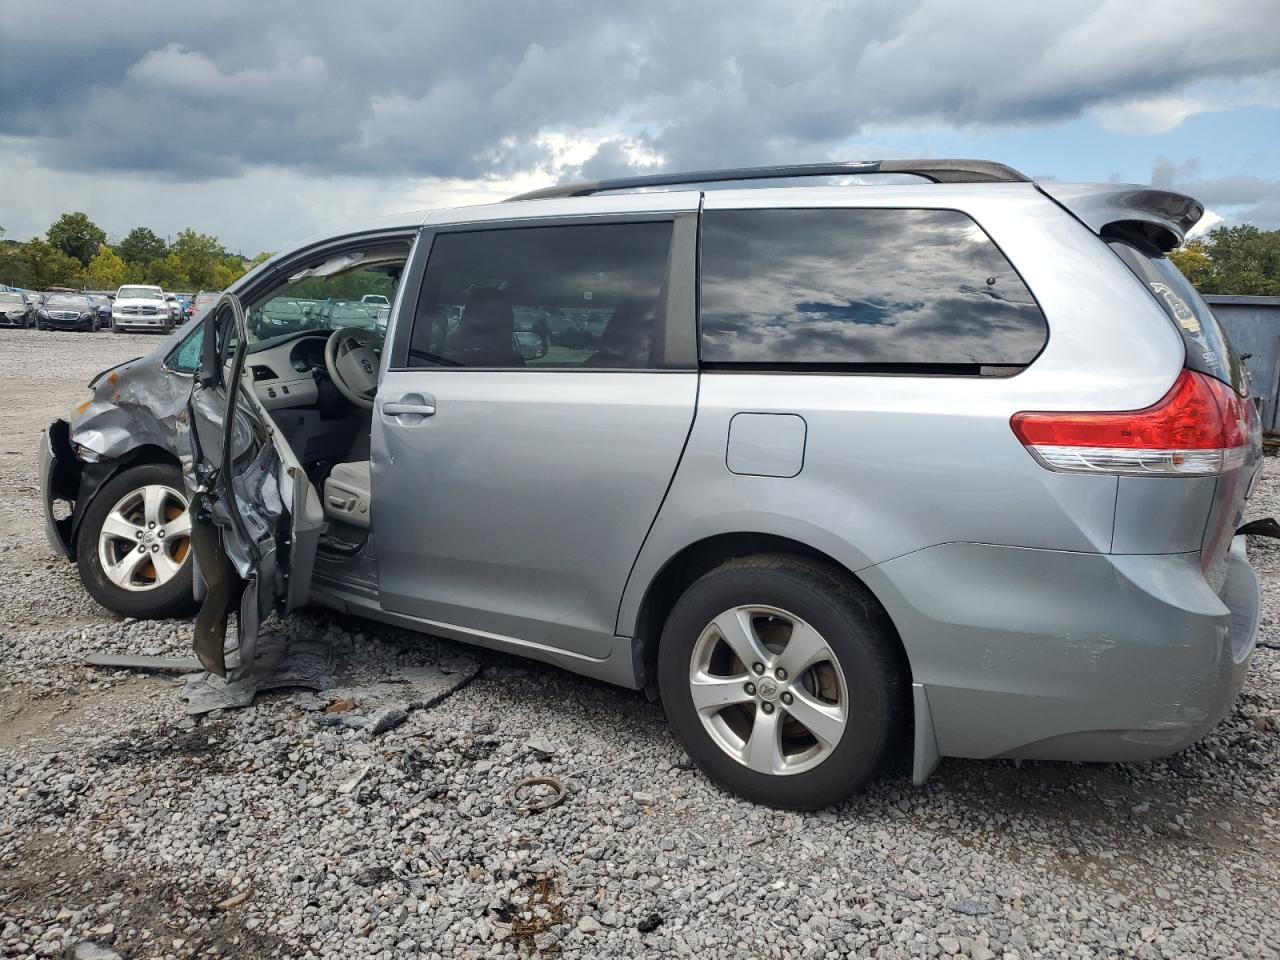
[1,327,1278,960]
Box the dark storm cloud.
[2,0,1279,184]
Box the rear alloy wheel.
[688,604,849,776]
[76,463,198,618]
[658,554,904,809]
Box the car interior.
[227,242,411,558]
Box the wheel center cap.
[756,676,779,700]
[142,530,156,544]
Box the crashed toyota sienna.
[39,160,1266,809]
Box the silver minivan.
[41,160,1265,808]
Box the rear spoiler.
[1037,182,1203,253]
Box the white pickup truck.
[111,284,174,334]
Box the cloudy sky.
[2,0,1278,254]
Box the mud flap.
[1237,517,1280,539]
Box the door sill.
[306,582,642,689]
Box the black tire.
[657,554,905,809]
[76,462,198,619]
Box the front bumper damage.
[39,354,194,562]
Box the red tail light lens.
[1011,370,1249,476]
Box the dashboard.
[247,331,331,410]
[289,337,328,374]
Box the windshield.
[46,295,91,308]
[117,286,164,300]
[243,253,404,352]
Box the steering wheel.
[324,327,380,410]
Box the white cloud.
[1187,208,1224,239]
[1092,96,1211,134]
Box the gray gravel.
[1,327,1278,959]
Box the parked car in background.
[38,159,1270,809]
[37,294,103,332]
[360,293,390,308]
[24,291,45,316]
[172,292,194,320]
[87,295,112,328]
[112,284,173,333]
[164,293,183,326]
[0,290,34,327]
[192,291,221,320]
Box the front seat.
[324,461,371,529]
[448,287,525,367]
[585,297,655,368]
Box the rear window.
[699,208,1047,370]
[1109,242,1246,395]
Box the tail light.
[1011,370,1249,476]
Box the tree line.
[1168,225,1280,297]
[0,212,272,292]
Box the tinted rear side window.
[699,208,1046,370]
[1109,242,1246,395]
[408,222,674,369]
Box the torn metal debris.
[179,630,337,714]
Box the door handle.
[382,398,436,418]
[382,401,436,417]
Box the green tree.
[117,227,167,265]
[21,238,84,289]
[170,229,225,289]
[0,244,27,288]
[47,212,107,266]
[146,252,191,289]
[1168,240,1213,290]
[1202,225,1280,296]
[1172,225,1280,296]
[84,244,128,290]
[210,258,245,291]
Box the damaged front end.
[39,352,194,561]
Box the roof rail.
[506,159,1030,201]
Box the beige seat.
[324,461,371,529]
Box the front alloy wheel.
[76,462,199,619]
[97,484,191,591]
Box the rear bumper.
[861,539,1258,775]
